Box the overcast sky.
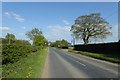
[1,2,118,44]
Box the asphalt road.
[42,47,119,78]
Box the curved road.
[42,47,119,78]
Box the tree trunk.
[83,38,89,45]
[8,39,11,44]
[84,40,89,45]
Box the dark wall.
[74,42,120,56]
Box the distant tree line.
[50,39,68,48]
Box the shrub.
[2,44,40,64]
[14,40,31,45]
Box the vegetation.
[14,40,31,45]
[2,44,40,64]
[2,27,48,78]
[25,28,47,46]
[50,39,68,48]
[1,38,31,45]
[71,13,112,44]
[25,28,42,41]
[0,44,1,79]
[5,33,16,44]
[34,35,47,47]
[68,49,120,63]
[2,47,48,78]
[74,42,119,55]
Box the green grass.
[68,49,120,63]
[2,47,48,78]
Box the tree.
[5,33,16,44]
[50,39,68,47]
[71,13,112,45]
[61,39,68,47]
[33,35,46,46]
[25,28,43,45]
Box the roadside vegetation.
[2,47,48,78]
[2,28,48,78]
[68,47,119,63]
[50,39,69,49]
[0,41,2,79]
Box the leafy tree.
[61,39,68,46]
[25,28,43,45]
[50,39,68,47]
[5,33,16,44]
[71,13,112,44]
[33,35,46,46]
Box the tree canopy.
[5,33,16,44]
[71,13,112,44]
[25,28,47,46]
[33,35,47,46]
[25,28,42,41]
[50,39,68,47]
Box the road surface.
[42,47,119,78]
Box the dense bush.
[74,42,120,56]
[2,44,40,64]
[14,40,31,45]
[0,38,31,45]
[31,46,41,52]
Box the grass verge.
[2,47,48,78]
[68,49,120,63]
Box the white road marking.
[61,51,86,67]
[66,55,86,67]
[62,50,118,75]
[75,60,86,67]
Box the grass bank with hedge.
[2,44,41,64]
[74,42,119,56]
[68,49,119,63]
[2,47,48,78]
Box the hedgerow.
[74,42,120,56]
[2,44,40,64]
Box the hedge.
[61,46,68,49]
[74,42,120,56]
[2,44,40,64]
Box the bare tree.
[71,13,112,44]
